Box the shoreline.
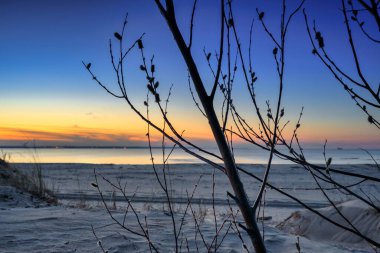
[8,161,380,166]
[2,147,379,165]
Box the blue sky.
[0,0,379,148]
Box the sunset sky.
[1,0,379,148]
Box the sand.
[278,199,380,246]
[0,163,379,252]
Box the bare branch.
[188,0,198,50]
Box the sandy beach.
[0,163,379,252]
[2,0,380,251]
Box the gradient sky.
[0,0,379,148]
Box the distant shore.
[2,147,379,164]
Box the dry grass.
[0,154,57,204]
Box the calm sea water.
[1,147,379,165]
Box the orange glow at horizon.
[1,118,379,147]
[1,96,379,147]
[0,93,220,146]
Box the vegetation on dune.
[0,154,56,204]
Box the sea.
[1,146,379,165]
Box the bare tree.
[84,0,380,252]
[304,0,380,129]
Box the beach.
[2,0,380,251]
[0,162,379,252]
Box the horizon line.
[1,145,378,150]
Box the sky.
[0,0,379,148]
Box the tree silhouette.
[304,0,380,129]
[84,0,380,252]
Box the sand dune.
[278,199,380,246]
